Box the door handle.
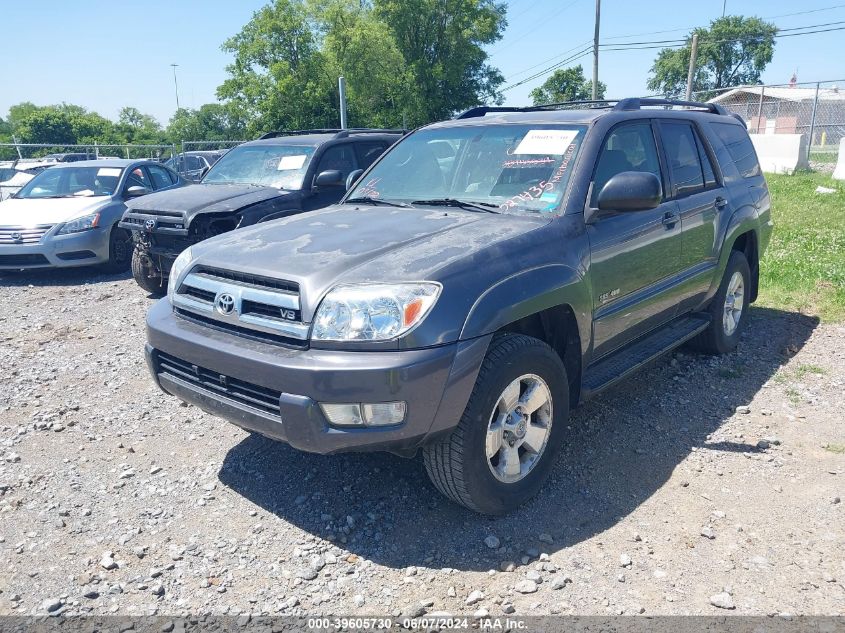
[715,196,727,210]
[662,212,678,228]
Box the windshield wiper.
[345,196,412,208]
[411,198,500,214]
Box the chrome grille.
[0,225,53,244]
[174,268,308,344]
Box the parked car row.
[1,102,772,513]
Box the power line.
[598,24,845,52]
[502,40,594,81]
[598,4,845,44]
[500,46,593,92]
[500,21,845,92]
[489,0,583,57]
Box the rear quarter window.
[710,122,761,179]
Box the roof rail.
[257,128,406,140]
[614,98,728,115]
[455,102,618,119]
[456,98,732,119]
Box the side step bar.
[581,314,710,400]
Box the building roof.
[710,86,845,103]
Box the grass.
[795,363,827,378]
[823,444,845,454]
[808,150,838,164]
[759,172,845,322]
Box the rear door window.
[711,122,761,178]
[660,121,712,198]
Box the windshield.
[346,124,586,214]
[202,144,316,190]
[15,166,124,199]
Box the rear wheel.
[423,333,568,515]
[689,250,751,355]
[131,247,166,295]
[101,226,132,273]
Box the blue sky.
[1,0,843,126]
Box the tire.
[423,333,569,515]
[131,247,166,295]
[101,226,132,273]
[689,250,751,355]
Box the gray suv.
[144,99,772,514]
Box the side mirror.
[346,169,364,191]
[314,169,344,188]
[597,171,662,212]
[125,185,150,198]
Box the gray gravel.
[0,267,843,617]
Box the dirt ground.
[0,268,843,618]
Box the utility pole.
[685,33,700,101]
[338,77,348,130]
[722,0,727,17]
[592,0,601,100]
[170,64,181,112]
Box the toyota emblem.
[144,219,156,232]
[215,293,236,315]
[10,232,22,242]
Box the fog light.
[320,403,364,426]
[362,402,406,426]
[319,401,406,427]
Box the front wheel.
[101,226,132,273]
[689,250,751,355]
[423,333,568,515]
[131,247,166,295]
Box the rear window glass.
[711,123,760,178]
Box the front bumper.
[0,228,109,269]
[145,299,489,456]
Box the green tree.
[311,0,410,127]
[12,104,116,152]
[166,103,249,142]
[529,65,606,105]
[647,16,777,98]
[217,0,337,135]
[117,107,165,144]
[374,0,507,124]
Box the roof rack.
[613,98,728,115]
[455,98,729,119]
[257,128,406,140]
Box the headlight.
[56,212,100,235]
[167,247,194,302]
[312,283,441,341]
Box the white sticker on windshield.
[278,155,307,170]
[514,130,579,155]
[97,167,122,177]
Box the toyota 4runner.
[144,99,772,514]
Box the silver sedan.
[0,159,185,270]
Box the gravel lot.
[0,268,843,618]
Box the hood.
[0,196,110,227]
[126,183,288,216]
[190,204,549,316]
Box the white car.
[0,161,48,201]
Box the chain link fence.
[0,142,176,162]
[699,79,845,167]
